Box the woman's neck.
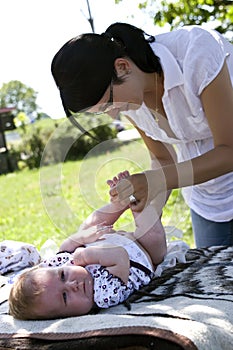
[144,72,165,116]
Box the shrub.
[11,114,119,169]
[11,126,54,169]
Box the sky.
[0,0,166,119]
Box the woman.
[51,22,233,247]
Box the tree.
[149,0,233,35]
[0,80,40,120]
[115,0,233,36]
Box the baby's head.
[9,264,94,320]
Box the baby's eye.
[63,292,67,305]
[61,270,65,281]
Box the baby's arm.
[83,171,133,228]
[60,175,130,253]
[82,201,128,229]
[73,246,130,284]
[59,206,128,253]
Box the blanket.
[0,246,233,350]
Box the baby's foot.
[107,170,130,188]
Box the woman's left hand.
[109,173,149,211]
[109,170,167,212]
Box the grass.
[0,139,194,250]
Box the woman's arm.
[135,126,177,167]
[149,61,233,196]
[111,62,233,211]
[135,127,177,211]
[73,245,130,284]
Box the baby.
[9,171,167,320]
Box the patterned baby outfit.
[39,233,154,309]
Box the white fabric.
[154,240,190,277]
[125,25,233,222]
[0,240,41,275]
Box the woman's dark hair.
[51,22,162,116]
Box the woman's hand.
[107,170,131,211]
[109,170,167,212]
[107,170,148,212]
[109,172,149,211]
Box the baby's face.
[34,265,94,318]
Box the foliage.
[0,80,39,120]
[10,114,118,170]
[13,111,30,133]
[44,114,118,164]
[11,121,55,170]
[151,0,233,34]
[116,0,233,36]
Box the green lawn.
[0,139,194,250]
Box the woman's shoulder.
[155,25,227,91]
[155,25,224,50]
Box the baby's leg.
[107,171,167,265]
[134,205,167,267]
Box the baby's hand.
[59,222,114,253]
[73,247,86,266]
[77,222,114,245]
[59,237,78,253]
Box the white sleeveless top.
[125,26,233,222]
